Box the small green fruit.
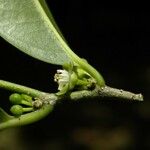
[9,93,22,104]
[10,105,23,116]
[9,93,33,106]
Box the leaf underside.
[0,0,71,65]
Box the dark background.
[0,0,150,150]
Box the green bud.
[76,67,90,79]
[62,62,74,71]
[21,94,32,102]
[9,93,22,104]
[10,105,23,116]
[10,105,34,116]
[69,72,78,90]
[9,93,32,106]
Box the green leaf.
[38,0,67,41]
[0,0,105,86]
[0,104,53,130]
[0,0,71,65]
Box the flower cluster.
[54,67,96,95]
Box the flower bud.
[10,105,23,116]
[9,93,22,104]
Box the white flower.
[54,69,70,91]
